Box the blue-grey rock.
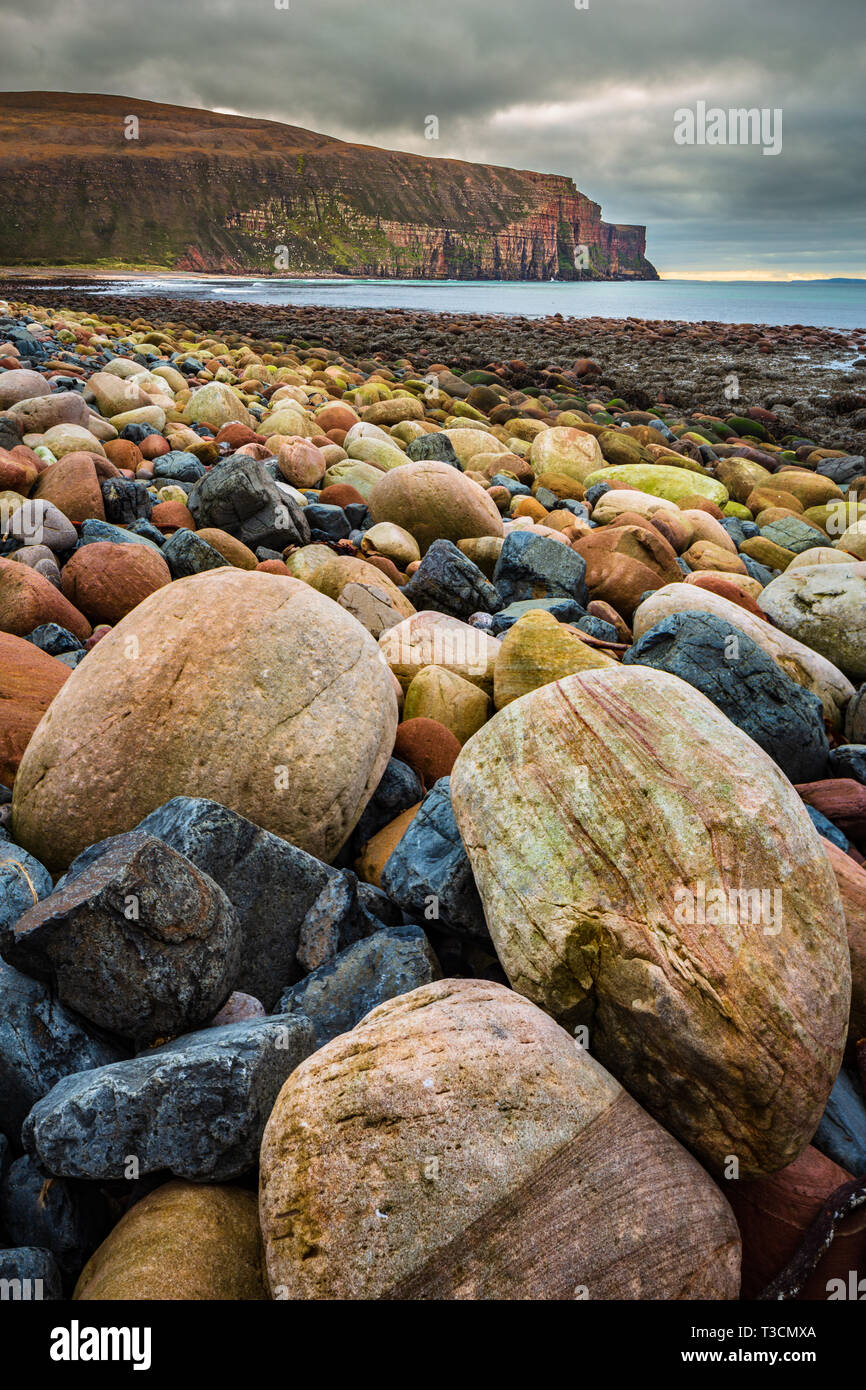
[722,517,759,547]
[278,926,440,1047]
[0,1132,9,1182]
[584,483,611,506]
[187,454,310,550]
[489,596,587,637]
[78,518,161,551]
[490,474,531,498]
[622,611,829,783]
[816,456,865,484]
[55,650,87,669]
[22,1014,315,1182]
[0,841,52,940]
[0,959,125,1144]
[132,798,338,1009]
[153,451,206,483]
[813,1068,866,1176]
[126,518,166,547]
[402,539,500,620]
[533,486,558,510]
[575,614,619,641]
[295,870,402,974]
[349,757,424,854]
[828,746,866,785]
[0,1155,110,1275]
[101,477,153,525]
[845,686,866,744]
[304,504,351,542]
[406,433,461,468]
[805,805,850,852]
[741,556,775,587]
[160,528,231,578]
[0,1246,62,1299]
[379,778,489,941]
[22,624,84,657]
[7,831,241,1048]
[492,529,588,607]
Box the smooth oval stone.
[450,665,850,1177]
[758,561,866,681]
[259,979,741,1300]
[368,460,503,554]
[11,570,398,872]
[74,1181,268,1300]
[583,463,729,507]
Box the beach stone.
[489,596,587,636]
[79,518,161,550]
[304,504,351,542]
[829,745,866,786]
[714,457,774,504]
[278,926,440,1048]
[101,477,153,526]
[185,382,254,432]
[134,797,337,1010]
[9,391,91,434]
[379,778,487,940]
[32,453,105,525]
[360,522,420,570]
[0,1154,109,1276]
[393,717,461,789]
[337,581,406,638]
[758,562,866,681]
[493,529,588,607]
[529,426,604,484]
[74,1181,268,1301]
[403,666,491,744]
[796,779,866,845]
[153,450,206,484]
[209,992,266,1027]
[6,830,241,1047]
[11,570,398,872]
[623,611,830,783]
[161,528,232,578]
[349,757,425,855]
[821,838,866,1053]
[295,869,401,974]
[590,488,679,525]
[574,523,681,618]
[87,371,150,417]
[278,439,327,489]
[634,583,855,728]
[406,433,460,467]
[760,517,826,555]
[4,499,77,554]
[259,979,740,1300]
[380,612,501,694]
[584,463,728,508]
[368,460,503,554]
[0,1247,62,1300]
[493,610,616,710]
[723,1144,866,1300]
[0,632,69,787]
[813,1069,866,1176]
[0,958,124,1144]
[191,528,257,569]
[187,455,310,551]
[0,369,51,409]
[0,838,52,940]
[60,541,171,626]
[0,557,91,642]
[22,1013,315,1183]
[450,665,850,1176]
[401,539,500,620]
[681,540,747,574]
[846,686,866,743]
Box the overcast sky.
[1,0,864,277]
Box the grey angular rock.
[133,797,338,1009]
[816,455,865,484]
[828,745,866,785]
[0,959,125,1144]
[492,529,588,607]
[0,1155,109,1275]
[22,1014,315,1182]
[295,870,402,974]
[79,518,162,550]
[187,454,310,550]
[759,517,826,555]
[348,756,424,854]
[489,596,587,637]
[0,841,52,938]
[101,477,153,525]
[813,1068,866,1176]
[401,539,501,620]
[406,433,461,468]
[622,610,829,783]
[6,831,241,1047]
[304,504,351,542]
[153,451,206,483]
[845,685,866,743]
[160,528,231,579]
[379,778,489,941]
[278,925,440,1046]
[0,1246,62,1299]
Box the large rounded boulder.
[368,459,503,554]
[12,569,398,871]
[259,979,741,1300]
[450,666,850,1177]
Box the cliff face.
[0,92,657,280]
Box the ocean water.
[78,276,866,331]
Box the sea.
[75,276,866,331]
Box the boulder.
[60,541,171,626]
[758,562,866,681]
[0,631,69,786]
[493,610,616,710]
[403,665,491,744]
[11,570,398,872]
[0,557,91,642]
[450,665,850,1176]
[32,452,106,524]
[401,539,500,620]
[493,529,588,607]
[368,460,503,554]
[379,778,488,940]
[259,979,740,1299]
[187,455,310,551]
[379,612,501,695]
[74,1181,268,1301]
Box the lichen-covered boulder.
[450,666,850,1177]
